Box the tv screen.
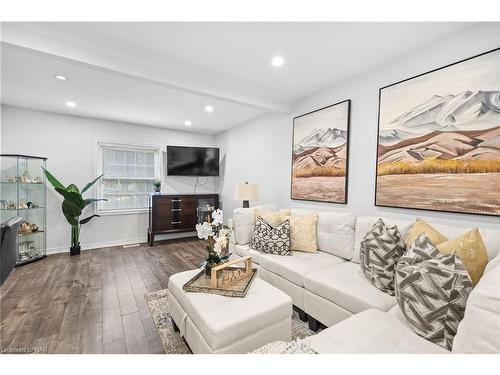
[166,146,219,176]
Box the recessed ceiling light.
[65,101,76,108]
[205,105,214,113]
[271,56,284,67]
[184,120,192,127]
[55,74,67,80]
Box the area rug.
[145,289,315,354]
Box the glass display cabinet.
[0,154,47,266]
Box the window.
[97,142,160,214]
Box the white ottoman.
[168,269,292,354]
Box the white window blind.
[98,143,159,214]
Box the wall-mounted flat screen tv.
[166,146,220,176]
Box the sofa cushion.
[453,255,500,353]
[233,205,277,245]
[316,212,356,259]
[360,218,406,295]
[269,209,356,258]
[234,244,263,264]
[395,234,473,350]
[304,262,396,313]
[309,309,448,354]
[251,217,291,256]
[259,251,344,287]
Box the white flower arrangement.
[195,221,214,240]
[196,209,232,269]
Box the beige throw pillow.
[255,209,289,227]
[285,213,319,252]
[405,219,448,247]
[437,228,488,286]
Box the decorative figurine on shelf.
[19,222,33,235]
[26,201,33,209]
[196,209,232,276]
[7,201,16,210]
[42,168,107,256]
[20,202,29,209]
[153,179,161,194]
[33,176,43,184]
[21,170,32,183]
[30,223,39,233]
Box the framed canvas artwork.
[375,48,500,216]
[291,99,351,203]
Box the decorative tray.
[183,256,257,298]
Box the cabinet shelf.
[0,181,45,185]
[18,230,45,237]
[1,207,45,211]
[1,154,47,267]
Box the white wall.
[1,105,217,252]
[217,23,500,230]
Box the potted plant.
[42,168,107,256]
[196,209,231,276]
[153,179,161,194]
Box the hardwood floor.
[0,238,206,354]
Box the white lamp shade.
[234,183,259,201]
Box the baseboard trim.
[46,237,147,255]
[46,231,197,255]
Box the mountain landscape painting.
[376,48,500,216]
[291,100,350,203]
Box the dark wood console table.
[148,194,219,246]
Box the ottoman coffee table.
[168,269,293,354]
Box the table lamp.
[234,182,259,208]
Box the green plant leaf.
[83,198,108,208]
[56,188,86,209]
[62,199,82,218]
[79,214,100,225]
[63,210,79,226]
[66,184,80,194]
[81,173,105,194]
[42,168,66,190]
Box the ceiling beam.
[1,41,292,114]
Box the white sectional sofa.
[229,205,500,353]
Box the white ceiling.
[1,22,474,134]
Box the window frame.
[96,140,161,216]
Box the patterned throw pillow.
[360,218,406,295]
[395,233,473,350]
[250,216,292,256]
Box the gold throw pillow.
[285,213,319,253]
[437,228,488,285]
[255,209,288,227]
[405,219,448,247]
